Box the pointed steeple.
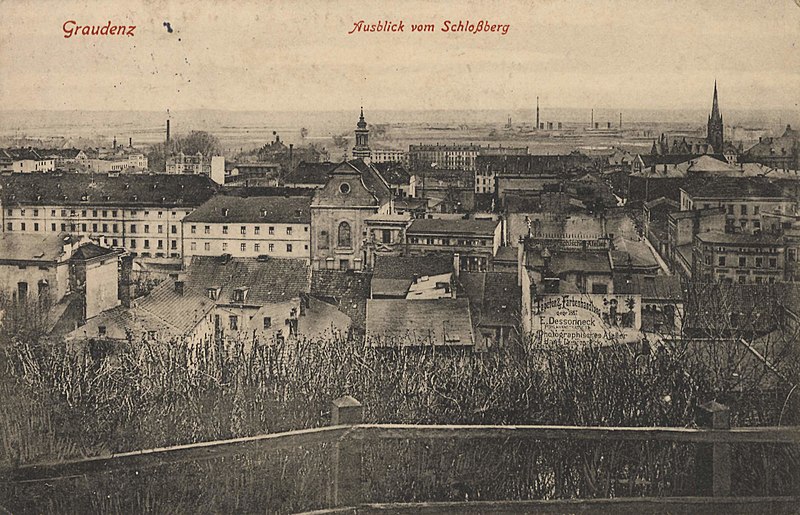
[710,80,721,121]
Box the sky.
[1,0,798,112]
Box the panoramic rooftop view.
[0,1,799,513]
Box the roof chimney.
[174,280,184,296]
[453,253,460,279]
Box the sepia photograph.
[0,0,799,513]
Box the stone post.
[695,400,732,497]
[331,396,363,506]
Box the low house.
[68,256,316,345]
[459,271,520,348]
[366,298,476,349]
[370,254,455,299]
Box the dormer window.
[222,208,229,217]
[81,194,89,201]
[206,287,221,300]
[232,287,249,303]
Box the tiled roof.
[0,232,72,263]
[407,218,499,236]
[372,161,411,185]
[70,243,117,261]
[0,172,218,207]
[136,256,310,333]
[311,270,372,330]
[283,161,338,185]
[366,298,474,347]
[525,248,611,274]
[476,153,594,175]
[347,159,393,204]
[1,148,42,160]
[695,231,785,246]
[505,193,586,214]
[681,177,787,199]
[460,272,520,328]
[373,254,453,280]
[614,274,684,301]
[183,195,311,224]
[494,246,519,264]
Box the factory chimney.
[166,119,171,143]
[536,96,540,131]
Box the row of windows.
[188,241,305,253]
[6,208,187,218]
[189,224,306,236]
[228,315,272,331]
[408,237,489,246]
[706,255,779,268]
[713,274,778,285]
[5,222,178,234]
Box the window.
[158,211,163,218]
[254,243,260,252]
[718,256,726,267]
[131,224,137,233]
[33,209,38,216]
[20,222,26,231]
[171,225,177,234]
[254,226,260,235]
[130,239,137,248]
[769,257,777,268]
[112,224,118,233]
[268,243,274,252]
[102,210,108,217]
[319,230,329,249]
[144,225,150,233]
[102,223,108,232]
[144,240,150,249]
[222,242,228,251]
[33,223,39,232]
[61,223,66,231]
[240,226,246,235]
[229,315,238,330]
[6,209,11,216]
[191,225,196,234]
[157,225,163,234]
[51,223,56,231]
[286,244,293,252]
[269,226,275,235]
[339,182,351,194]
[286,227,292,235]
[112,239,118,247]
[82,224,87,232]
[739,257,746,267]
[755,257,763,268]
[222,226,229,235]
[240,243,246,252]
[92,210,97,217]
[98,326,107,336]
[92,223,98,232]
[263,317,272,329]
[17,281,28,300]
[754,205,760,215]
[340,259,350,270]
[171,240,177,250]
[741,205,747,215]
[204,226,210,234]
[727,205,734,215]
[382,229,391,243]
[112,210,118,217]
[204,242,210,251]
[6,222,11,231]
[337,222,352,248]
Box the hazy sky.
[1,0,798,112]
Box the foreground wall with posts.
[2,397,799,514]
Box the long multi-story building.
[1,173,217,259]
[181,193,312,266]
[693,231,786,284]
[405,217,502,272]
[680,178,796,234]
[409,143,527,173]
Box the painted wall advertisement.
[532,294,642,346]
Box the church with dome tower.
[352,107,371,161]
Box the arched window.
[338,222,352,248]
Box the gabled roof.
[366,298,474,347]
[459,271,520,328]
[70,243,117,261]
[183,195,311,224]
[135,256,310,334]
[372,161,411,185]
[614,274,684,301]
[282,161,339,185]
[373,254,453,280]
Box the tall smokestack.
[619,113,622,128]
[166,119,171,143]
[129,137,132,147]
[536,96,540,131]
[591,109,594,127]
